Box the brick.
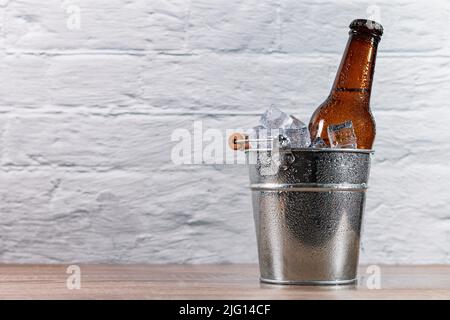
[187,0,279,53]
[281,0,450,54]
[4,0,187,51]
[1,114,257,169]
[0,167,254,263]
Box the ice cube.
[281,116,311,148]
[327,120,357,149]
[280,128,311,148]
[310,137,327,148]
[259,106,311,148]
[249,125,271,150]
[260,105,291,129]
[273,132,290,150]
[287,115,306,129]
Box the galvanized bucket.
[247,145,373,285]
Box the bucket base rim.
[260,277,357,286]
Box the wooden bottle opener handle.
[228,132,249,151]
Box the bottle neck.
[331,31,380,98]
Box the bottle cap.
[350,19,383,37]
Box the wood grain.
[0,264,449,300]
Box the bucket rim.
[246,148,374,154]
[260,277,358,286]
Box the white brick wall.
[0,0,449,264]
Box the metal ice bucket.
[248,147,373,285]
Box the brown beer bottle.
[309,19,383,149]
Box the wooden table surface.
[0,264,450,299]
